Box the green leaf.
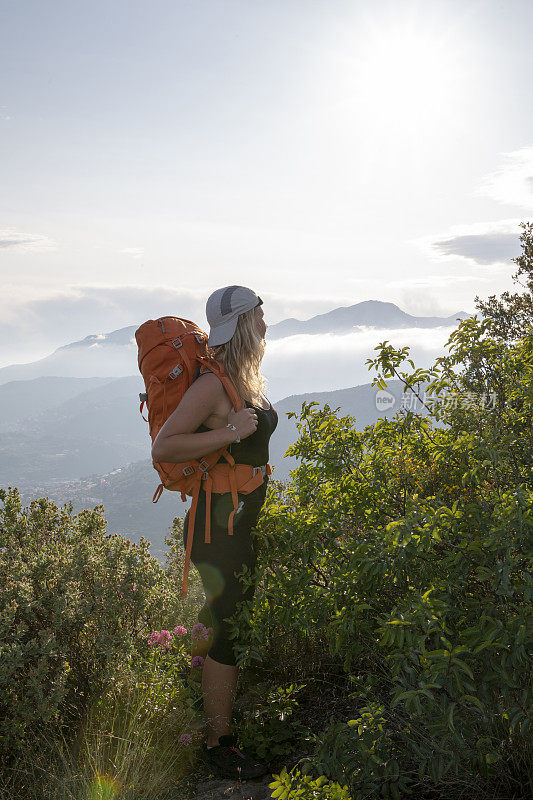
[459,695,484,712]
[447,702,456,731]
[452,659,474,680]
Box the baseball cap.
[206,285,263,346]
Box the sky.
[1,0,533,368]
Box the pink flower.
[179,733,192,746]
[192,623,213,641]
[191,623,206,640]
[173,625,188,637]
[147,630,170,647]
[191,655,205,670]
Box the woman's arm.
[151,373,238,463]
[153,428,238,463]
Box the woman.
[151,286,278,780]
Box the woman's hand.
[228,406,258,440]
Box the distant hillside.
[268,378,421,475]
[11,377,437,559]
[0,376,148,484]
[0,375,427,488]
[17,459,183,562]
[0,376,119,429]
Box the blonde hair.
[207,306,268,406]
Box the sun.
[365,33,456,116]
[332,16,470,137]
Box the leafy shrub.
[235,682,310,762]
[269,766,353,799]
[0,490,183,763]
[231,223,533,799]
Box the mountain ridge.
[0,300,472,385]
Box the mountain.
[0,326,139,385]
[0,301,471,385]
[267,300,472,340]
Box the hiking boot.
[202,733,270,780]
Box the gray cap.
[206,285,263,346]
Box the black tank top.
[196,398,277,466]
[193,369,278,466]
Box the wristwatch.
[226,423,241,444]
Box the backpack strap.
[197,358,243,411]
[224,454,240,537]
[181,476,202,598]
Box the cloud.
[262,326,462,400]
[388,274,478,288]
[413,147,533,268]
[0,229,56,252]
[475,145,533,210]
[342,275,477,318]
[0,284,203,367]
[0,315,463,403]
[0,283,468,397]
[386,276,477,318]
[433,232,521,265]
[416,219,526,266]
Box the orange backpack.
[135,316,272,598]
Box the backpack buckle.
[182,465,195,476]
[172,337,183,349]
[198,460,210,480]
[169,364,183,380]
[253,465,266,477]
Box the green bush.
[269,766,353,799]
[0,490,180,763]
[235,682,310,762]
[231,224,533,799]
